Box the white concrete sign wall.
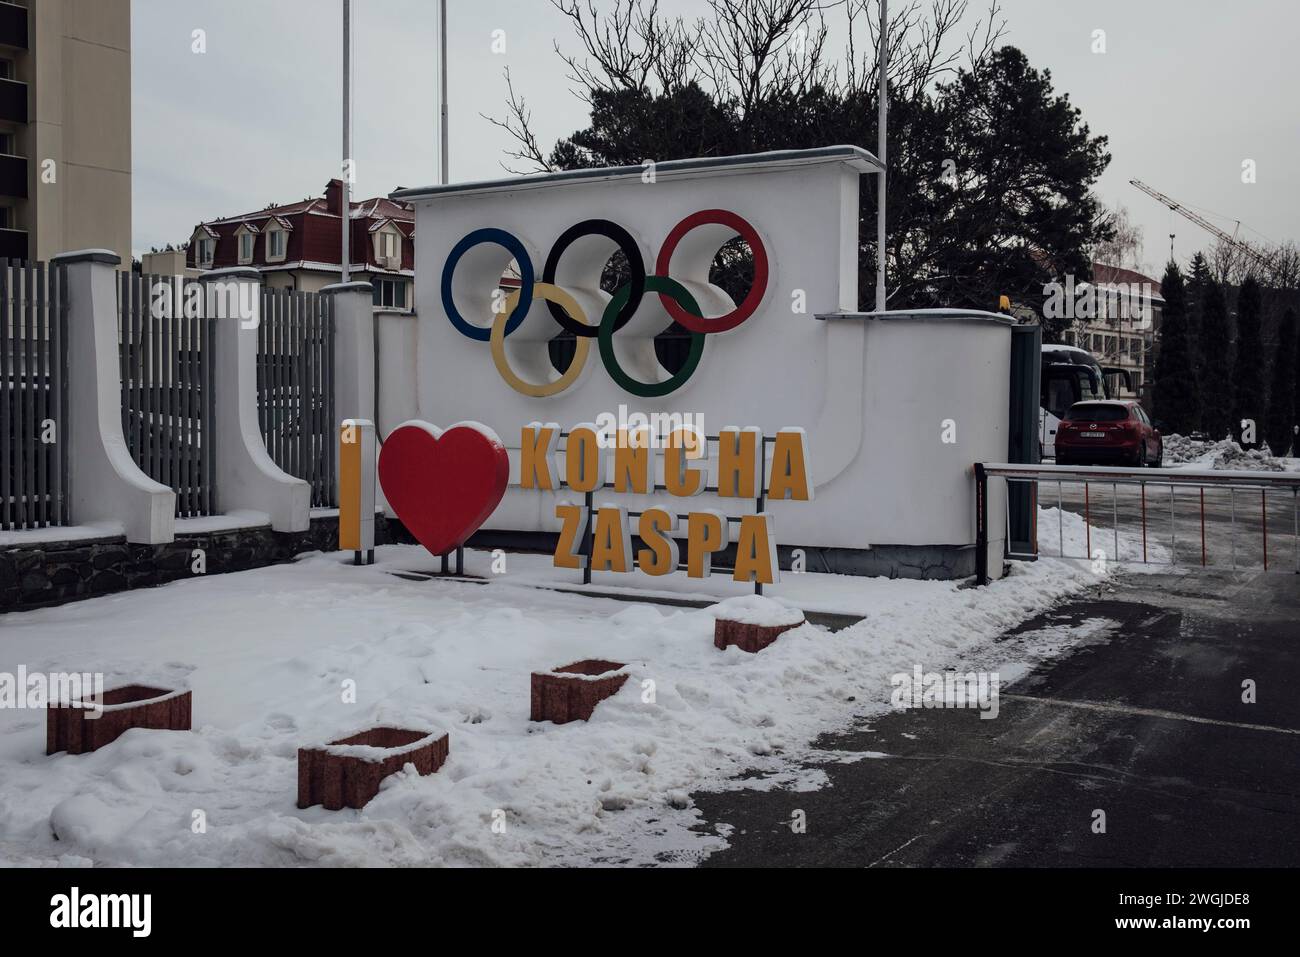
[394,147,1011,578]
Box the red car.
[1054,400,1163,467]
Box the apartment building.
[0,0,132,265]
[1061,263,1164,402]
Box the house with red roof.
[184,178,414,311]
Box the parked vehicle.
[1055,399,1163,467]
[1039,344,1134,458]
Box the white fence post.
[322,281,375,502]
[52,249,174,544]
[203,267,310,532]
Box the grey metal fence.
[257,288,335,507]
[119,273,216,518]
[0,260,69,530]
[974,462,1300,584]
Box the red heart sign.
[378,421,509,558]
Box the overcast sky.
[132,0,1298,277]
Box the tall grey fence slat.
[34,263,46,527]
[23,264,34,526]
[1,263,8,529]
[0,259,69,530]
[256,286,335,508]
[119,272,216,518]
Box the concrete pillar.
[51,249,174,544]
[322,281,375,501]
[202,266,310,532]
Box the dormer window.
[235,224,258,265]
[372,222,403,269]
[195,237,214,267]
[266,227,287,261]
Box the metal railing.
[1,260,69,530]
[257,288,336,507]
[119,273,217,518]
[975,462,1300,584]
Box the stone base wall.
[1,514,411,613]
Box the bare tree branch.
[480,68,554,174]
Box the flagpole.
[875,0,887,312]
[440,0,449,185]
[342,0,352,283]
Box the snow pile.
[706,595,805,627]
[1025,504,1171,569]
[0,511,1111,868]
[1161,434,1285,471]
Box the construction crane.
[1129,179,1279,280]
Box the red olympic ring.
[654,209,769,334]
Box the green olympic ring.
[598,276,706,398]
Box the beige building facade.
[0,0,131,266]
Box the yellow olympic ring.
[489,283,592,397]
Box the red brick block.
[297,727,449,810]
[530,660,628,724]
[46,685,192,755]
[714,618,803,654]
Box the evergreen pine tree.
[1265,308,1297,456]
[1230,276,1266,447]
[1198,280,1235,439]
[1153,262,1201,433]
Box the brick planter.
[297,727,450,810]
[530,660,628,724]
[46,685,192,755]
[714,616,805,654]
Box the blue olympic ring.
[440,227,535,342]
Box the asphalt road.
[691,566,1300,867]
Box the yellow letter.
[565,424,605,493]
[717,427,760,498]
[554,503,588,569]
[664,428,705,497]
[686,510,729,578]
[590,506,632,573]
[520,422,560,490]
[767,428,812,501]
[613,427,651,494]
[733,513,779,584]
[637,507,680,576]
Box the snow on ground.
[0,508,1127,868]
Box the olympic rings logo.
[440,209,769,398]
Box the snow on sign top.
[391,146,882,202]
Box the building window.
[0,132,14,156]
[372,278,407,309]
[238,231,254,264]
[374,228,402,267]
[266,228,286,260]
[196,238,214,267]
[0,60,13,81]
